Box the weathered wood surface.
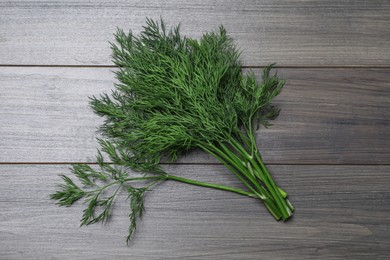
[1,164,389,259]
[1,0,390,258]
[1,0,390,66]
[1,67,389,164]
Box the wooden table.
[1,1,389,259]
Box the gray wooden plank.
[0,0,390,66]
[0,164,389,259]
[1,67,389,164]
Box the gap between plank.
[0,162,389,166]
[1,64,390,69]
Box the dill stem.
[253,149,294,212]
[228,132,292,220]
[200,143,274,200]
[122,176,164,183]
[197,143,259,194]
[237,130,288,198]
[198,143,283,219]
[164,174,256,197]
[216,143,277,201]
[166,172,283,221]
[85,181,119,195]
[198,142,283,220]
[123,174,257,199]
[229,136,292,220]
[245,117,293,216]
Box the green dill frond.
[126,187,146,244]
[51,175,85,206]
[80,189,117,226]
[71,164,108,187]
[52,18,293,245]
[104,19,284,167]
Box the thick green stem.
[228,136,292,220]
[199,143,283,220]
[237,130,288,198]
[198,142,283,220]
[245,118,293,219]
[199,143,264,196]
[253,150,294,212]
[216,143,280,204]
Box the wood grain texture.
[1,0,390,66]
[1,1,389,258]
[1,67,389,164]
[0,164,389,259]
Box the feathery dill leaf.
[52,18,294,244]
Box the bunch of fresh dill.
[51,18,294,244]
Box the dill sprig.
[51,18,294,244]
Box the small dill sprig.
[51,175,85,206]
[126,187,146,244]
[51,140,250,242]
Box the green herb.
[51,18,294,244]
